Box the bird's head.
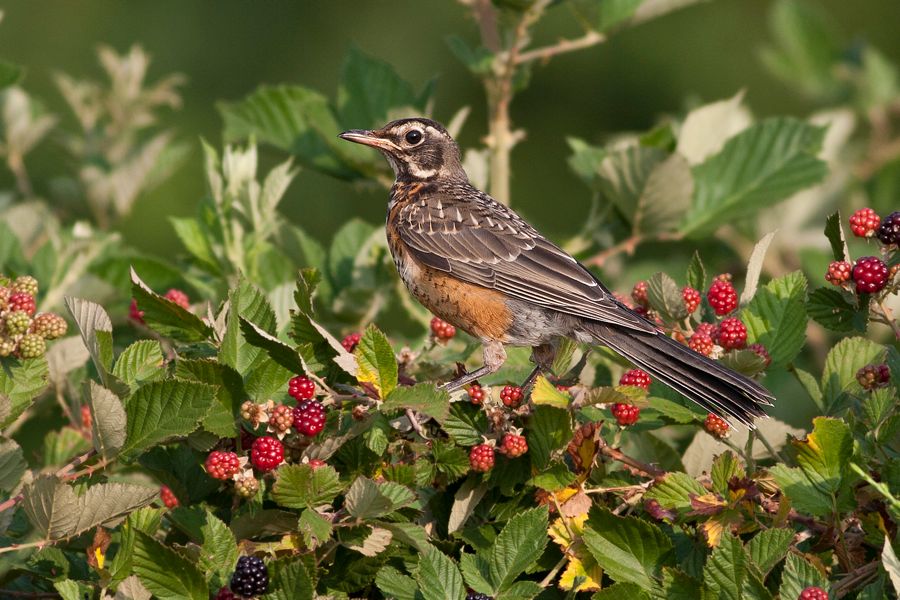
[339,118,466,183]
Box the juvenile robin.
[340,118,774,426]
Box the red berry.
[695,322,717,337]
[705,413,730,438]
[215,587,237,600]
[876,211,900,245]
[163,288,190,309]
[308,459,326,469]
[849,207,880,238]
[631,281,649,308]
[129,298,145,323]
[341,332,361,352]
[619,369,651,390]
[430,316,456,341]
[747,343,771,368]
[239,429,256,452]
[206,451,241,480]
[288,375,316,401]
[852,256,889,294]
[825,261,852,286]
[270,404,294,434]
[798,586,828,600]
[689,332,714,356]
[292,400,326,436]
[500,385,523,407]
[160,485,179,508]
[856,364,890,390]
[251,436,284,471]
[81,405,92,431]
[500,433,528,458]
[715,317,747,351]
[707,277,738,316]
[467,383,485,405]
[682,286,701,314]
[611,403,640,426]
[8,292,36,316]
[469,444,495,472]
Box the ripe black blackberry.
[876,211,900,245]
[230,556,269,597]
[466,592,492,600]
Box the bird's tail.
[582,322,775,428]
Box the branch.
[832,560,880,598]
[875,299,900,340]
[515,30,606,65]
[597,436,666,478]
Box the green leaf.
[345,477,415,520]
[529,462,577,492]
[0,355,49,428]
[740,271,808,366]
[821,336,885,409]
[583,507,673,590]
[488,506,549,591]
[431,439,470,483]
[170,217,219,271]
[794,416,852,496]
[779,552,828,600]
[768,463,833,517]
[297,508,333,548]
[648,397,700,424]
[740,231,777,304]
[64,297,114,381]
[416,545,466,600]
[0,437,26,492]
[792,366,823,410]
[219,278,278,374]
[175,358,244,438]
[681,118,827,236]
[882,537,900,599]
[88,381,127,460]
[265,558,315,600]
[54,579,93,600]
[239,317,305,374]
[383,383,451,423]
[807,286,868,333]
[647,271,689,322]
[119,380,216,461]
[593,582,651,600]
[448,476,488,534]
[354,324,398,398]
[702,534,747,600]
[112,340,165,389]
[644,472,707,513]
[328,218,378,290]
[198,511,239,591]
[710,451,745,495]
[132,530,208,600]
[530,375,571,408]
[686,251,707,292]
[747,528,793,576]
[444,402,491,446]
[718,349,768,377]
[130,268,212,343]
[376,566,419,600]
[527,405,570,470]
[823,211,850,262]
[272,464,343,509]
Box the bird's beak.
[338,129,398,151]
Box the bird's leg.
[440,341,507,392]
[521,343,558,392]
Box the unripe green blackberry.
[17,333,46,359]
[0,286,10,310]
[234,474,260,498]
[31,313,68,339]
[0,336,16,357]
[11,275,38,297]
[5,310,32,335]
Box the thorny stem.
[585,232,682,268]
[0,450,100,516]
[597,437,665,478]
[874,299,900,340]
[0,539,48,556]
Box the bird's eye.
[405,130,423,145]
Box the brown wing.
[393,182,655,333]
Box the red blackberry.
[160,485,179,508]
[288,375,316,400]
[852,256,889,294]
[163,288,190,309]
[292,400,326,436]
[695,322,717,337]
[469,444,495,472]
[81,405,92,431]
[129,298,145,324]
[715,318,747,351]
[269,404,294,434]
[631,281,649,307]
[682,286,701,314]
[747,343,771,368]
[705,413,730,438]
[619,369,651,390]
[688,332,714,356]
[230,556,269,598]
[8,292,36,316]
[206,451,241,480]
[341,332,361,352]
[876,211,900,245]
[707,276,738,315]
[251,436,284,471]
[856,364,890,390]
[849,207,880,238]
[430,316,456,341]
[500,385,523,407]
[825,261,852,286]
[214,587,236,600]
[798,587,828,600]
[611,403,640,426]
[308,459,326,469]
[467,383,485,405]
[500,433,528,458]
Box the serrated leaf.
[444,402,490,446]
[677,91,751,165]
[644,472,707,512]
[460,552,494,595]
[342,525,393,556]
[0,355,49,428]
[686,251,707,292]
[740,271,808,366]
[647,271,688,321]
[529,462,577,492]
[382,522,430,552]
[682,118,828,236]
[383,383,450,422]
[416,545,466,600]
[239,317,304,374]
[112,340,165,389]
[448,476,488,534]
[648,397,699,424]
[527,406,570,470]
[768,464,833,517]
[583,507,673,590]
[131,530,207,600]
[531,375,571,408]
[265,558,315,600]
[119,380,216,461]
[345,476,414,520]
[747,528,793,576]
[593,582,650,600]
[64,296,114,382]
[354,324,398,398]
[115,575,152,600]
[297,508,333,548]
[198,511,239,591]
[219,278,278,374]
[823,211,850,262]
[883,537,900,598]
[376,566,418,600]
[88,381,127,459]
[821,337,885,409]
[779,552,828,600]
[702,533,746,600]
[710,451,745,495]
[486,506,549,592]
[272,464,343,509]
[130,269,212,343]
[794,416,852,496]
[175,358,244,438]
[0,437,26,492]
[807,286,868,333]
[719,349,768,377]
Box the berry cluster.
[707,275,738,316]
[798,587,828,600]
[130,287,191,324]
[288,375,316,400]
[705,413,730,438]
[682,286,701,314]
[205,450,242,480]
[500,384,523,407]
[466,593,492,600]
[159,485,179,508]
[467,383,485,405]
[619,369,651,390]
[0,274,68,359]
[856,364,890,390]
[230,556,269,598]
[469,444,495,472]
[341,332,361,352]
[611,403,640,426]
[500,433,528,458]
[715,317,747,350]
[849,207,881,238]
[825,209,900,296]
[430,316,456,341]
[293,399,326,436]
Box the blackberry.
[631,281,649,307]
[619,369,651,390]
[160,485,179,508]
[852,256,889,294]
[430,316,456,341]
[163,288,190,309]
[825,261,852,286]
[341,332,361,352]
[288,375,316,401]
[5,310,32,335]
[747,343,771,368]
[688,332,714,356]
[292,399,326,436]
[466,593,492,600]
[876,211,900,245]
[500,433,527,458]
[31,313,67,339]
[467,383,485,405]
[798,587,828,600]
[251,436,284,472]
[715,318,747,351]
[856,364,890,390]
[11,275,38,297]
[611,403,640,426]
[705,413,730,438]
[469,444,495,472]
[707,276,737,315]
[229,556,269,598]
[500,385,523,407]
[849,207,880,238]
[17,333,46,359]
[8,292,36,316]
[682,286,701,314]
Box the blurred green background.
[2,0,899,253]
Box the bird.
[339,118,774,427]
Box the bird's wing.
[394,184,655,333]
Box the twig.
[55,449,97,479]
[405,408,429,440]
[515,30,606,64]
[875,299,900,340]
[597,438,666,478]
[0,539,48,555]
[539,555,568,588]
[831,560,880,598]
[0,493,23,515]
[0,449,100,516]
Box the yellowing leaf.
[531,375,570,408]
[559,555,602,592]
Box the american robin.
[339,118,773,426]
